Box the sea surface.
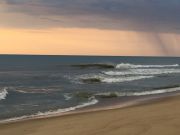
[0,55,180,122]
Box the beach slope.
[1,96,180,135]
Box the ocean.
[0,55,180,122]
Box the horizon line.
[0,54,179,58]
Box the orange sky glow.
[1,27,180,56]
[1,1,180,56]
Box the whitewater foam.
[103,68,180,76]
[116,63,179,69]
[63,93,73,100]
[0,88,8,101]
[0,98,98,123]
[101,76,154,83]
[78,73,154,83]
[96,87,180,97]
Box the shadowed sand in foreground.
[1,95,180,135]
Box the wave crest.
[103,68,180,76]
[79,74,154,83]
[71,63,114,69]
[96,86,180,97]
[101,76,154,83]
[116,63,179,69]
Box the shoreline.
[1,91,180,125]
[1,92,180,135]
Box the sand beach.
[1,95,180,135]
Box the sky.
[0,0,180,56]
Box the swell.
[71,63,114,69]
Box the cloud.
[1,0,180,33]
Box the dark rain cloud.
[1,0,180,33]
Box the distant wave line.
[116,63,179,69]
[103,68,180,76]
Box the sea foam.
[116,63,179,69]
[0,98,98,123]
[103,68,180,76]
[101,76,154,83]
[79,74,154,83]
[0,88,8,101]
[96,86,180,97]
[63,93,73,100]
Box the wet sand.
[1,95,180,135]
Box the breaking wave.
[101,76,154,83]
[103,68,180,76]
[96,86,180,97]
[0,98,98,123]
[0,88,8,101]
[116,63,179,69]
[79,74,154,83]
